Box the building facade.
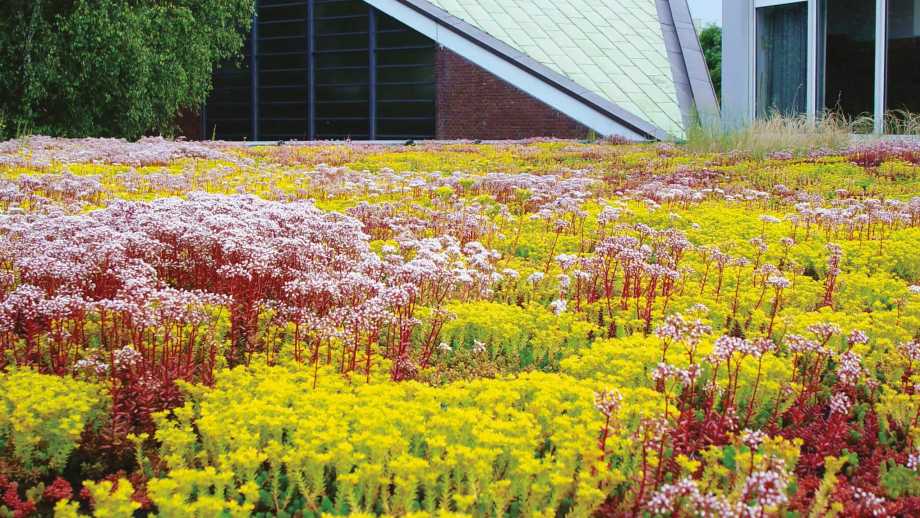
[722,0,920,131]
[192,0,719,142]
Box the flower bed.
[0,138,919,516]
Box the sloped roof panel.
[425,0,685,135]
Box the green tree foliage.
[0,0,253,139]
[699,24,722,100]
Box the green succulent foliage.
[0,0,254,140]
[880,462,920,498]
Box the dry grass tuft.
[685,112,851,157]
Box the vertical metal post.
[874,0,888,134]
[250,6,260,141]
[815,0,827,115]
[748,1,756,121]
[369,6,378,140]
[307,0,316,140]
[806,0,817,123]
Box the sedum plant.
[0,369,107,474]
[147,362,635,517]
[1,138,920,515]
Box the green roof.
[425,0,685,135]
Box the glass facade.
[314,0,371,139]
[205,38,254,141]
[375,12,437,139]
[752,0,920,131]
[819,0,876,118]
[203,0,436,141]
[887,0,920,114]
[258,0,310,140]
[756,2,808,117]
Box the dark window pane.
[316,33,369,52]
[315,16,368,35]
[377,30,432,48]
[316,101,369,118]
[259,20,307,39]
[378,100,434,118]
[315,0,367,17]
[261,102,307,119]
[205,0,438,141]
[377,12,409,31]
[372,11,435,140]
[378,117,436,139]
[377,48,435,67]
[378,82,435,101]
[255,0,309,140]
[819,0,875,118]
[259,118,310,139]
[261,0,301,6]
[756,3,808,117]
[205,32,253,140]
[316,117,369,139]
[260,37,308,54]
[316,50,369,68]
[378,65,435,83]
[261,53,308,70]
[259,69,308,86]
[887,0,920,114]
[315,84,369,101]
[313,0,371,139]
[260,85,307,104]
[259,4,307,21]
[316,67,370,85]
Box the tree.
[698,24,721,101]
[0,0,253,140]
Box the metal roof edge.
[666,0,721,124]
[656,0,696,132]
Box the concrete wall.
[722,0,753,128]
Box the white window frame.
[750,0,889,133]
[874,0,888,134]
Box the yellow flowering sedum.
[149,362,633,516]
[0,369,107,474]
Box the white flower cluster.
[647,461,789,517]
[0,136,238,168]
[829,392,852,416]
[113,345,143,370]
[1,193,508,378]
[593,388,623,418]
[853,488,887,517]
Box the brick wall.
[435,48,589,140]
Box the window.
[887,0,920,114]
[747,0,918,132]
[312,0,436,140]
[204,0,436,141]
[205,46,252,140]
[258,0,310,140]
[756,2,808,117]
[374,12,436,139]
[818,0,876,118]
[314,0,370,140]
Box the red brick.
[435,48,589,140]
